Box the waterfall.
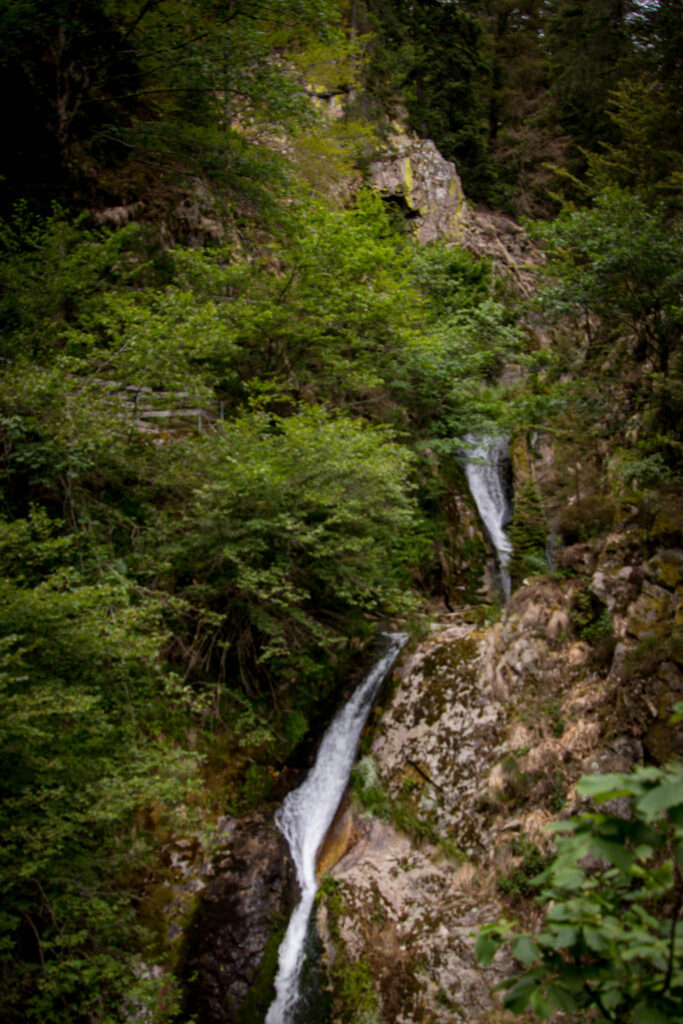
[265,632,408,1024]
[462,435,513,599]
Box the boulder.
[182,814,297,1024]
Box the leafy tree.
[477,760,683,1022]
[533,188,683,378]
[0,0,343,211]
[140,404,422,699]
[396,241,521,445]
[0,513,201,1023]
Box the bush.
[477,758,683,1022]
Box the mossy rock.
[650,507,683,544]
[626,587,674,641]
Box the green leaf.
[638,782,683,819]
[529,987,553,1020]
[511,935,540,966]
[549,866,585,889]
[589,836,635,871]
[474,933,500,966]
[577,773,634,801]
[633,1003,670,1024]
[546,981,578,1013]
[504,974,537,1013]
[583,925,611,954]
[542,923,578,948]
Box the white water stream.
[265,632,408,1024]
[462,435,513,599]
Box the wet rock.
[317,797,360,878]
[182,814,297,1024]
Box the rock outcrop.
[369,133,466,245]
[182,814,297,1024]
[368,130,541,294]
[316,513,683,1022]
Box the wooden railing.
[95,381,225,432]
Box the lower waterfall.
[462,435,513,599]
[264,632,408,1024]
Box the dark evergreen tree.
[360,0,494,201]
[546,0,637,160]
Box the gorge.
[0,3,681,1023]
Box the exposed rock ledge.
[369,131,542,295]
[317,526,682,1022]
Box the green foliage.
[332,956,382,1024]
[0,517,201,1022]
[146,404,420,690]
[534,188,683,378]
[477,762,683,1022]
[509,480,548,585]
[497,839,550,902]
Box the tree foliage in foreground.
[0,510,200,1022]
[477,760,683,1023]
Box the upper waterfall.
[462,435,513,599]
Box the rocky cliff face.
[369,131,541,295]
[315,514,682,1022]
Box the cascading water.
[265,632,408,1024]
[462,435,513,599]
